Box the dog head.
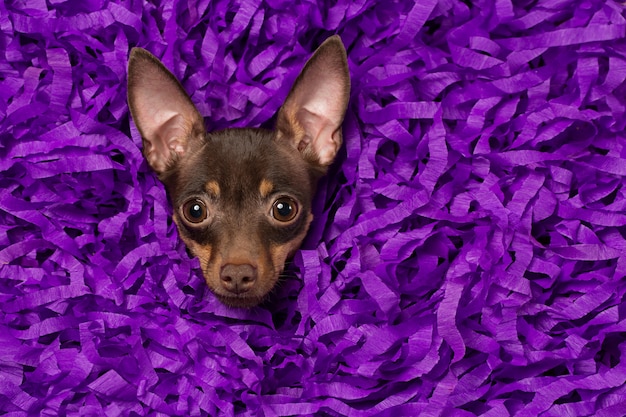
[127,36,350,307]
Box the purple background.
[2,0,626,415]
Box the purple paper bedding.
[2,0,626,415]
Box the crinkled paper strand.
[2,0,626,415]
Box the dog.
[127,36,350,308]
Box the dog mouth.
[201,260,283,308]
[214,292,267,309]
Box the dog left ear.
[276,35,350,167]
[127,48,206,176]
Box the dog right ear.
[276,35,350,169]
[127,48,205,175]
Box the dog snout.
[220,264,257,294]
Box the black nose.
[220,264,257,294]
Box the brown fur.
[128,36,350,308]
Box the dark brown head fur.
[127,36,350,307]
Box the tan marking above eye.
[259,179,274,198]
[205,180,220,197]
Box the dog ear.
[276,35,350,167]
[127,48,205,175]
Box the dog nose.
[220,264,257,294]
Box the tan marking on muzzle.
[269,213,313,273]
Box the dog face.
[161,128,316,307]
[127,36,350,307]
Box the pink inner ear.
[128,49,205,174]
[276,37,350,167]
[297,108,342,165]
[286,70,348,165]
[142,113,190,173]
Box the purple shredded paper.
[2,0,626,415]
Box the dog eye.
[182,199,207,224]
[272,197,298,222]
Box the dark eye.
[272,197,298,222]
[182,199,207,224]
